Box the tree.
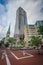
[5,42,9,47]
[0,41,2,47]
[0,39,4,47]
[30,36,42,54]
[38,26,43,35]
[19,40,25,48]
[8,37,16,48]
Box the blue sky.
[0,0,43,39]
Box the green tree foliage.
[38,26,43,35]
[0,38,5,47]
[0,39,4,46]
[19,40,25,47]
[8,37,16,44]
[19,40,24,45]
[0,41,2,47]
[30,36,42,54]
[8,37,16,48]
[30,36,42,47]
[5,42,9,47]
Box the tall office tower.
[14,7,27,40]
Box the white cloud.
[0,25,2,34]
[7,0,43,24]
[0,0,43,39]
[0,24,8,39]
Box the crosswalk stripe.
[5,51,11,65]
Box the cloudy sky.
[0,0,43,39]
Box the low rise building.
[24,24,38,47]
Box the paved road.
[0,48,43,65]
[0,49,7,65]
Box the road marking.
[5,52,11,65]
[10,51,19,60]
[10,51,34,60]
